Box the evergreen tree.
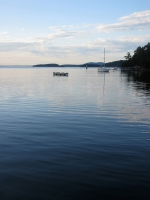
[122,43,150,69]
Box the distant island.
[33,64,60,67]
[33,63,83,67]
[33,61,122,68]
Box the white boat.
[98,67,109,72]
[98,48,109,72]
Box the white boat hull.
[98,68,109,72]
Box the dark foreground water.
[0,67,150,200]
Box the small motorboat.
[53,72,68,76]
[98,67,109,72]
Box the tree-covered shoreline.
[122,43,150,69]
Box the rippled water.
[0,67,150,200]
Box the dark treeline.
[122,42,150,69]
[33,64,60,67]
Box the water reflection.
[122,70,150,95]
[0,68,149,125]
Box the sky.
[0,0,150,65]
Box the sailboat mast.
[104,48,105,67]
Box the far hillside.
[33,64,60,67]
[81,62,103,67]
[105,60,123,67]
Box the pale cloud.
[0,10,150,64]
[47,10,150,38]
[48,24,94,31]
[48,24,94,39]
[0,32,9,35]
[33,30,89,42]
[41,10,150,42]
[0,35,149,61]
[97,10,150,32]
[92,35,150,50]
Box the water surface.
[0,67,150,200]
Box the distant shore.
[33,64,82,67]
[32,60,122,68]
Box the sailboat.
[98,48,109,72]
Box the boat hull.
[98,68,109,72]
[53,72,68,76]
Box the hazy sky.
[0,0,150,65]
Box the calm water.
[0,67,150,200]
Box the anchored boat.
[98,48,109,72]
[53,72,68,76]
